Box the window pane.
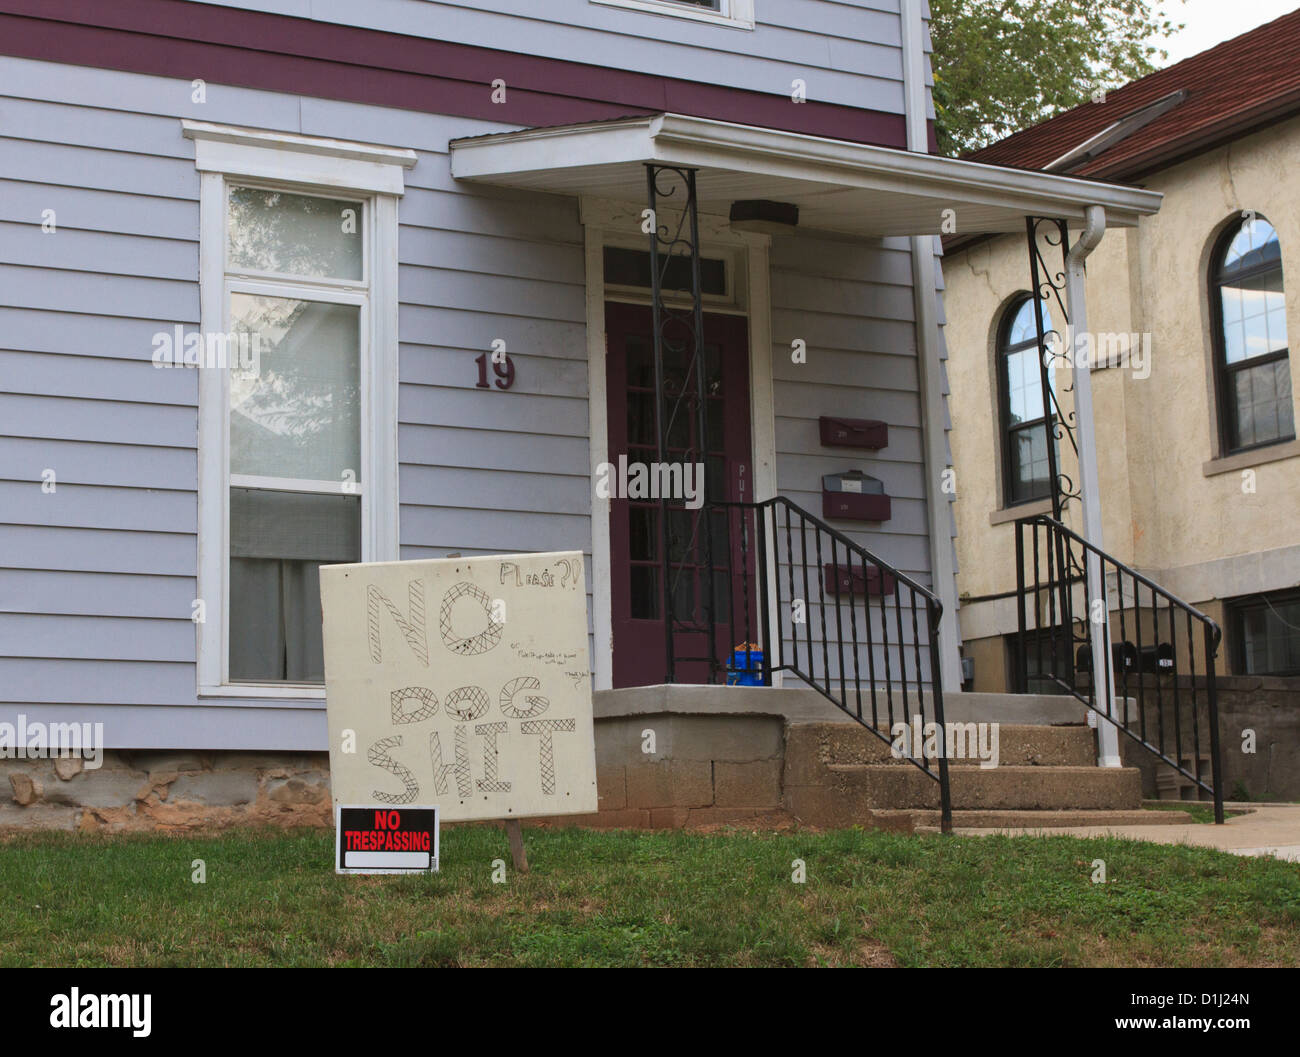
[1232,359,1294,448]
[1006,345,1048,423]
[228,187,363,280]
[1008,298,1051,346]
[229,295,361,482]
[1010,424,1052,503]
[1019,631,1072,694]
[1220,218,1281,278]
[1240,596,1300,675]
[1222,267,1288,364]
[229,488,360,682]
[602,246,727,296]
[630,565,659,619]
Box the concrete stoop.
[547,690,1176,831]
[780,720,1152,829]
[891,809,1196,832]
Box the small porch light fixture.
[729,199,799,235]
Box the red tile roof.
[966,7,1300,180]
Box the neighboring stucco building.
[943,13,1300,797]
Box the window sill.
[199,684,326,701]
[1202,438,1300,477]
[589,0,755,30]
[989,497,1053,526]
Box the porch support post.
[1065,204,1122,768]
[901,0,962,691]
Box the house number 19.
[475,343,516,390]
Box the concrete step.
[784,721,1096,781]
[882,808,1196,831]
[787,764,1142,819]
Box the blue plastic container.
[726,644,765,686]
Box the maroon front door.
[605,301,755,688]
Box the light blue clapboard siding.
[0,351,198,406]
[0,60,596,737]
[770,232,926,574]
[769,226,939,687]
[0,49,949,742]
[1,569,197,619]
[187,0,908,113]
[0,437,196,491]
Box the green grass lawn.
[1,826,1297,967]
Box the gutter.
[900,0,963,692]
[1063,204,1123,768]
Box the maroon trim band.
[0,0,913,147]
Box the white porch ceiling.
[449,113,1163,239]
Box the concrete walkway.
[955,802,1300,862]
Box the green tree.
[929,0,1186,156]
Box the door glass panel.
[630,566,659,620]
[629,506,658,562]
[627,391,656,446]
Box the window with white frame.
[590,0,755,30]
[184,122,414,696]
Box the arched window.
[997,296,1056,505]
[1211,216,1294,453]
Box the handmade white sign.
[320,552,597,822]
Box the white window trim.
[186,121,414,700]
[590,0,754,31]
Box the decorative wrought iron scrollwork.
[646,165,713,682]
[1025,217,1090,660]
[1025,216,1084,521]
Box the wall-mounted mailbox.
[1139,643,1176,674]
[819,416,887,450]
[823,563,896,598]
[822,470,891,522]
[1076,640,1139,674]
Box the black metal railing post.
[695,496,951,827]
[1204,621,1225,824]
[928,602,953,833]
[1014,513,1226,820]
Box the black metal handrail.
[667,496,952,832]
[1015,515,1225,823]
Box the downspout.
[1065,205,1122,768]
[900,0,963,692]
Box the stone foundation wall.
[0,752,331,832]
[0,715,795,832]
[1121,674,1300,802]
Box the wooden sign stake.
[505,818,529,874]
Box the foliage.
[929,1,1186,155]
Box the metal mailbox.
[822,470,891,522]
[822,562,896,598]
[819,416,888,450]
[1076,640,1139,674]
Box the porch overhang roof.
[449,113,1163,239]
